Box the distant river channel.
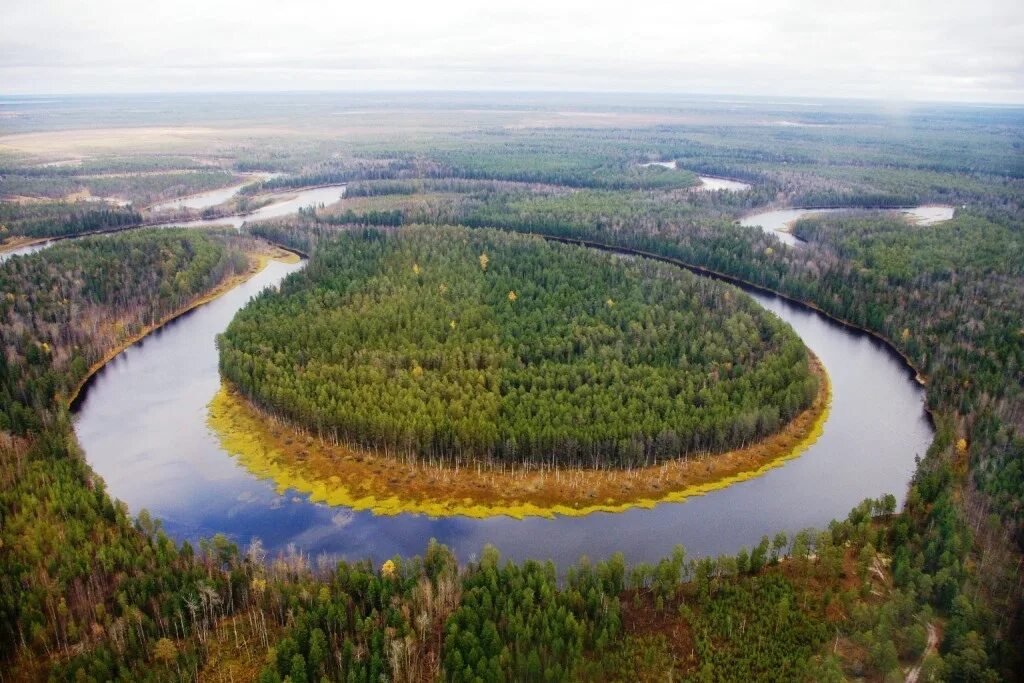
[742,206,956,247]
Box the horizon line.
[2,88,1023,109]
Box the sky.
[2,0,1023,103]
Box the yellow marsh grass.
[207,356,830,520]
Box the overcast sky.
[2,0,1022,103]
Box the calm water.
[742,206,956,247]
[73,251,933,567]
[0,241,52,263]
[695,176,751,192]
[148,183,252,213]
[639,161,751,191]
[150,185,346,230]
[147,172,283,213]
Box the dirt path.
[904,621,939,683]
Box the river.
[146,172,287,213]
[70,240,933,568]
[639,160,751,192]
[147,181,253,213]
[742,206,956,247]
[148,185,346,230]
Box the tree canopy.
[219,226,817,468]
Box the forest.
[218,226,817,467]
[0,95,1020,681]
[0,200,141,241]
[0,229,249,434]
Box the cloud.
[1,0,1022,102]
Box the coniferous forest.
[0,94,1021,681]
[218,227,816,468]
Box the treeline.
[0,201,141,240]
[221,226,816,467]
[343,178,554,198]
[0,170,240,206]
[319,208,404,226]
[255,540,462,683]
[304,183,742,245]
[443,547,622,682]
[421,148,698,190]
[238,160,414,196]
[235,154,698,196]
[254,496,931,683]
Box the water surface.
[148,183,252,213]
[639,160,751,191]
[694,176,750,192]
[147,173,283,213]
[150,185,346,230]
[0,241,52,263]
[742,206,956,247]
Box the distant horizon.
[2,88,1023,109]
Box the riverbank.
[0,182,344,259]
[0,234,51,254]
[207,354,829,519]
[0,217,191,257]
[66,244,299,407]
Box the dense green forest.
[0,200,142,240]
[0,230,249,434]
[219,227,816,467]
[0,229,929,683]
[0,95,1021,680]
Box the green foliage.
[3,97,1022,679]
[220,226,815,467]
[0,168,240,206]
[687,574,829,682]
[442,547,622,682]
[0,200,141,240]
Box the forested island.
[218,227,818,468]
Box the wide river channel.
[68,227,935,567]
